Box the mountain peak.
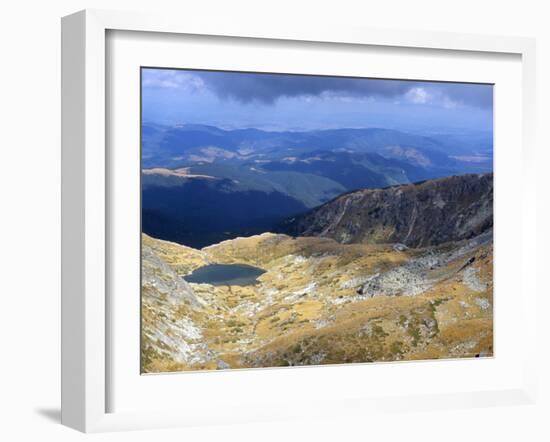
[277,173,493,248]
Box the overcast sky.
[142,68,493,133]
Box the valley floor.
[141,231,493,373]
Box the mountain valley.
[141,174,493,372]
[141,124,493,248]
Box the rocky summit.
[277,173,493,248]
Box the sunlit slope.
[142,230,492,372]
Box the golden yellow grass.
[141,233,493,372]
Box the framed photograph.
[61,9,538,432]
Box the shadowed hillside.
[277,173,493,248]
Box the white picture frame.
[61,9,538,433]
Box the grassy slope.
[141,233,493,373]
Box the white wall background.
[0,1,548,440]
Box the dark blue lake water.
[183,264,266,286]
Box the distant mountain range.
[142,123,492,172]
[141,123,493,247]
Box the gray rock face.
[357,232,492,298]
[358,267,431,297]
[216,360,231,370]
[142,245,213,368]
[142,245,200,307]
[278,173,493,248]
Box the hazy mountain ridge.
[142,123,492,174]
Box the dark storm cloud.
[142,69,492,109]
[196,71,411,103]
[195,71,493,108]
[439,83,493,108]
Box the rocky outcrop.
[277,173,493,248]
[141,242,213,372]
[142,244,200,307]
